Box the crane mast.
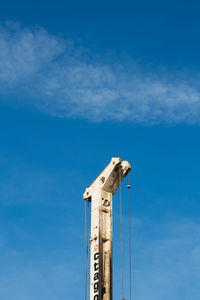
[83,157,131,300]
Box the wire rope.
[120,170,125,300]
[127,173,132,300]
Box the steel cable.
[120,170,125,300]
[127,173,132,300]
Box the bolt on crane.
[83,157,131,300]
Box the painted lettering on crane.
[93,250,99,300]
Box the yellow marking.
[94,245,99,251]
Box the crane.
[83,157,131,300]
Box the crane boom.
[83,157,131,300]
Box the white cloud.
[131,218,200,300]
[0,22,200,124]
[0,259,81,300]
[113,217,200,299]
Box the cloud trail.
[0,22,200,124]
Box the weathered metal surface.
[83,157,131,300]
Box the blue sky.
[0,1,200,299]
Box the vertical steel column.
[100,190,112,300]
[84,157,131,300]
[90,190,102,300]
[90,190,112,300]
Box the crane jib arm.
[83,157,131,300]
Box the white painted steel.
[83,157,131,300]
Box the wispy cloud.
[132,218,200,299]
[114,217,200,299]
[0,254,82,300]
[1,216,198,300]
[1,22,200,124]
